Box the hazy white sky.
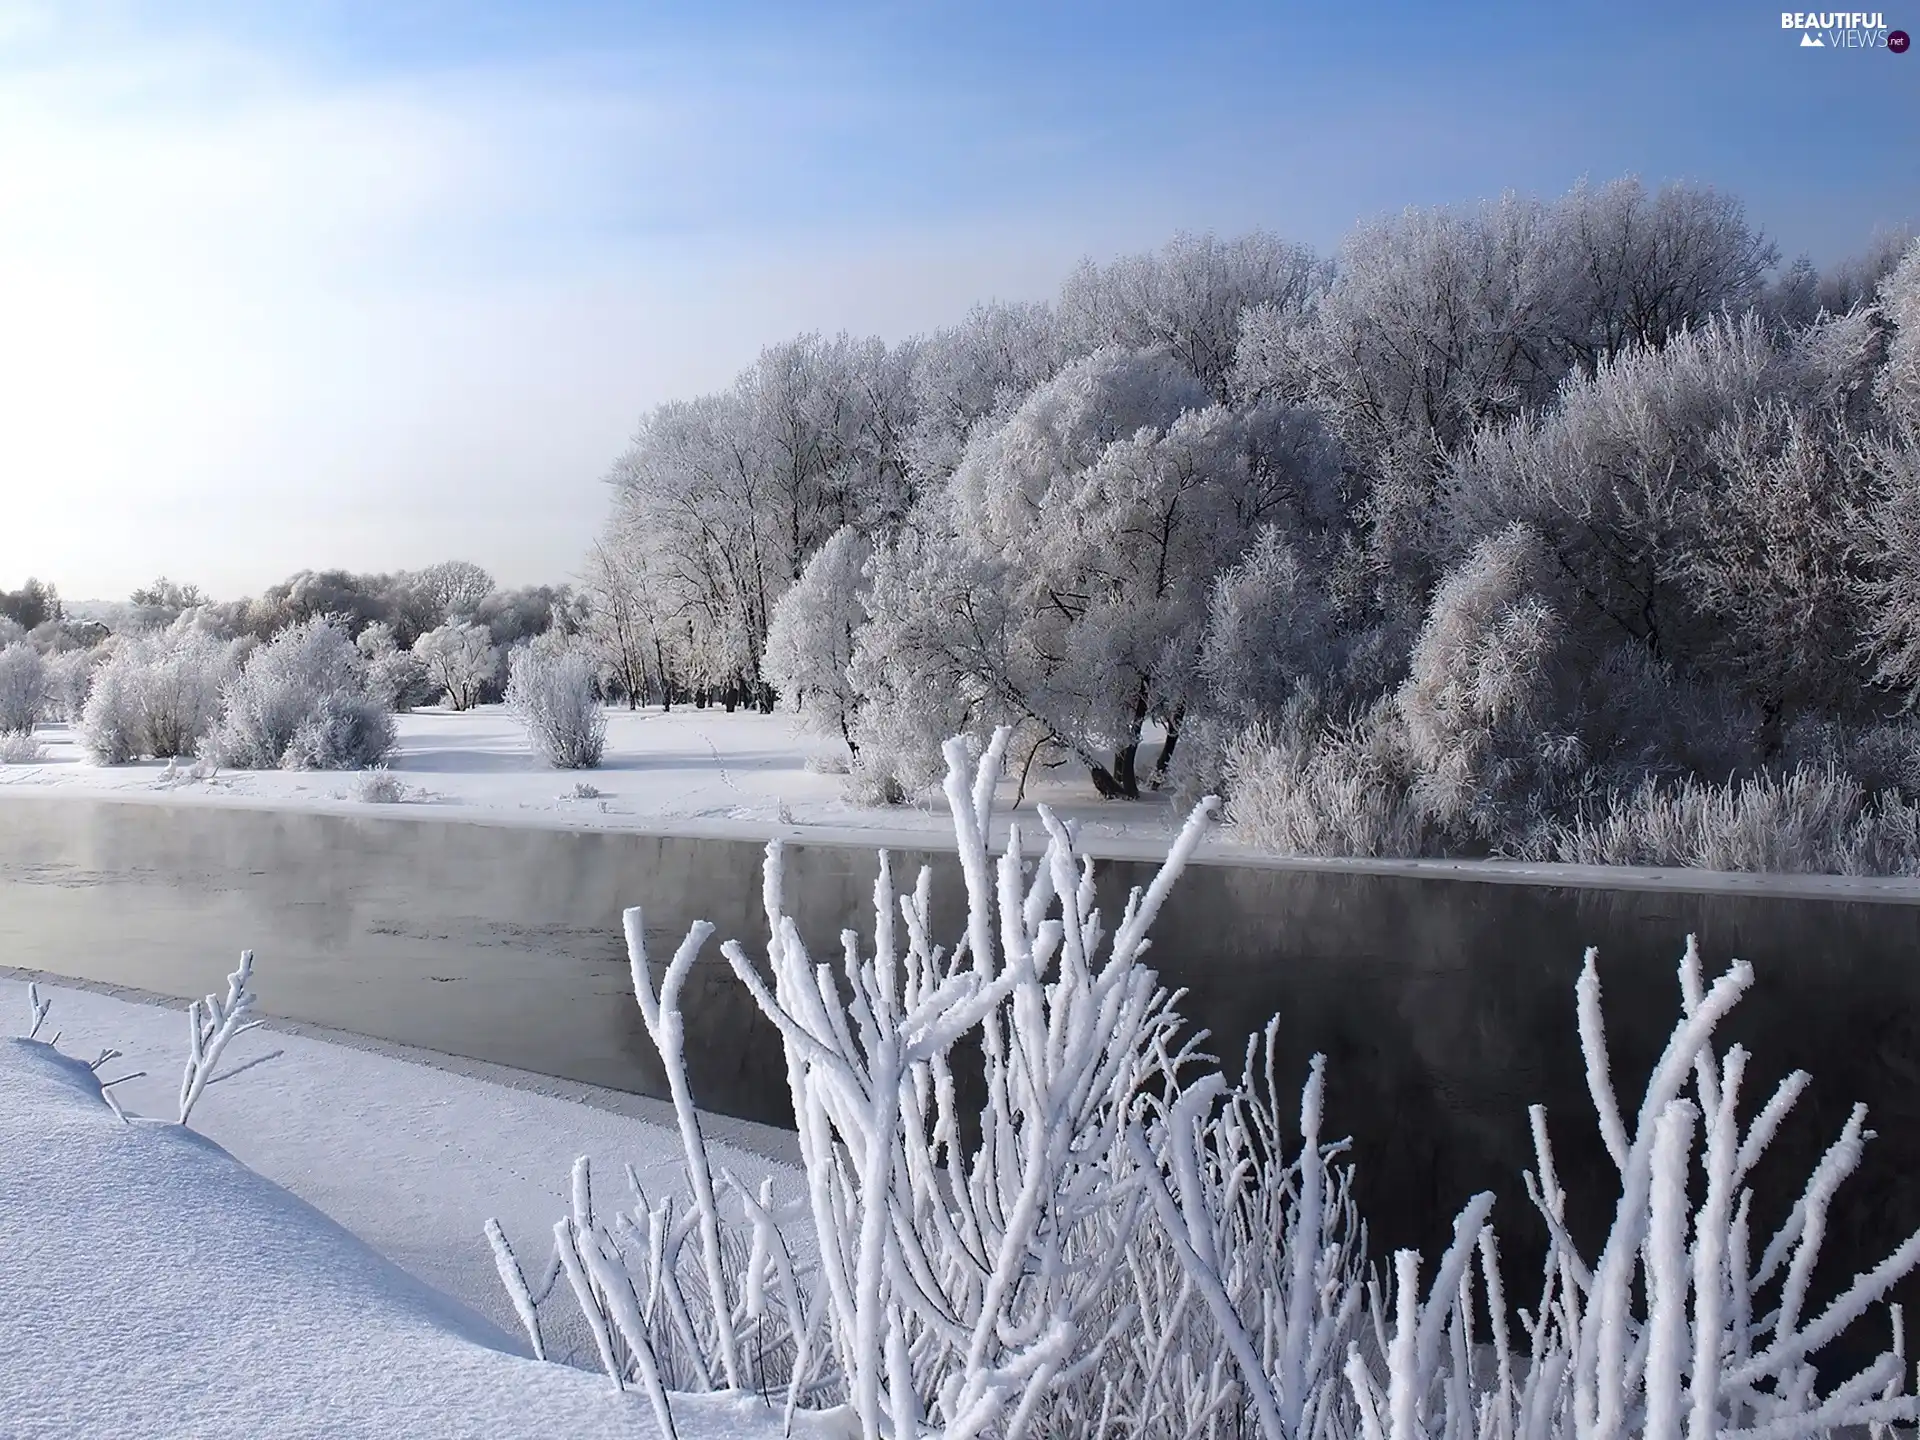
[1,0,1914,603]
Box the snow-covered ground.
[0,705,1211,856]
[0,976,838,1439]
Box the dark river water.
[4,793,1919,1374]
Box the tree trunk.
[1148,710,1184,790]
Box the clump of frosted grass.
[561,780,607,801]
[0,730,44,764]
[351,768,413,804]
[1544,762,1920,875]
[489,728,1920,1440]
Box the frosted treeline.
[0,562,607,774]
[590,176,1920,873]
[490,732,1920,1437]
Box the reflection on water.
[4,793,1920,1372]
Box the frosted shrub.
[281,690,396,772]
[141,635,233,757]
[78,650,145,763]
[76,634,231,763]
[505,640,606,768]
[0,641,46,734]
[357,621,432,712]
[491,728,1920,1440]
[206,616,392,770]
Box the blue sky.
[0,0,1914,600]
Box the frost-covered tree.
[1685,401,1875,736]
[1545,175,1778,367]
[410,560,495,624]
[0,577,59,632]
[602,331,919,709]
[505,636,607,768]
[1877,236,1920,425]
[206,617,392,770]
[1859,429,1920,710]
[0,642,46,734]
[1058,231,1329,402]
[43,646,102,722]
[1445,315,1831,682]
[905,300,1067,486]
[764,526,871,758]
[856,348,1333,798]
[127,577,206,616]
[1306,193,1569,470]
[412,621,500,712]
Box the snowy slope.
[0,1032,848,1439]
[0,978,801,1353]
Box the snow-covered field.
[0,704,1211,856]
[0,976,837,1439]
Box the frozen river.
[5,790,1920,1370]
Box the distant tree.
[412,622,499,711]
[410,560,495,624]
[0,643,47,734]
[505,636,606,768]
[581,539,664,709]
[0,578,60,632]
[906,301,1067,487]
[128,577,207,612]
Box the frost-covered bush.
[0,616,23,650]
[491,730,1920,1440]
[357,621,433,712]
[1223,697,1447,858]
[281,690,397,772]
[77,633,232,763]
[412,621,498,711]
[505,638,606,769]
[0,641,46,734]
[205,617,392,770]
